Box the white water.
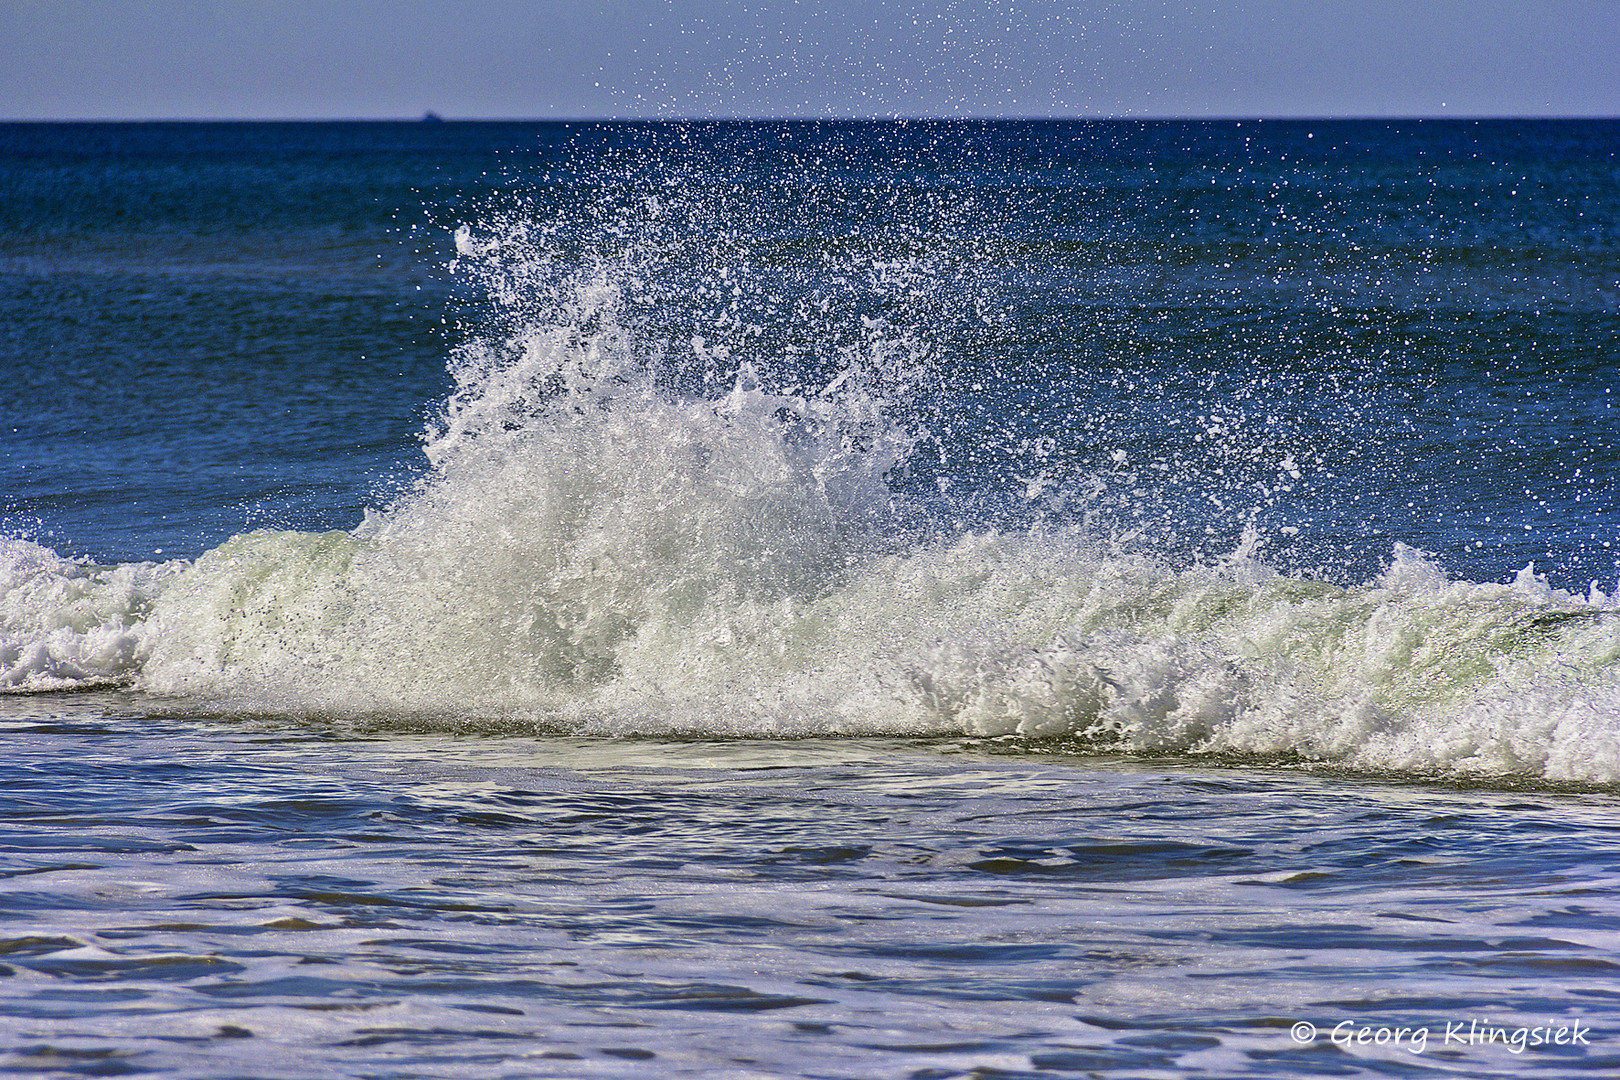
[4,221,1618,784]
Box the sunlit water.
[2,120,1618,1076]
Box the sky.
[2,0,1618,120]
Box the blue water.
[1,121,1618,1077]
[6,121,1617,580]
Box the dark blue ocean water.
[2,121,1618,1078]
[4,121,1617,583]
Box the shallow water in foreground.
[4,695,1618,1078]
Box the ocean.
[1,119,1617,1077]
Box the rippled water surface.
[3,697,1618,1077]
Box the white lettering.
[1301,1016,1589,1056]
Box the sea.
[1,119,1618,1078]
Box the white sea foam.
[13,499,1614,780]
[0,538,177,690]
[6,205,1618,784]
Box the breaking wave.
[4,166,1618,784]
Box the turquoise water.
[1,121,1618,1076]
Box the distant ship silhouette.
[420,111,444,123]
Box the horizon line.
[4,113,1619,124]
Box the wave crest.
[6,171,1618,784]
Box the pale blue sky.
[3,0,1617,119]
